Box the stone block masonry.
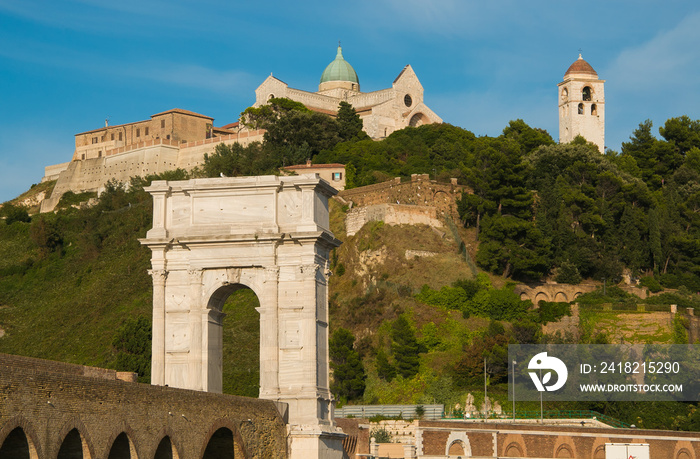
[0,353,287,458]
[340,174,469,236]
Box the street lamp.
[512,360,516,421]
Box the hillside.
[1,179,698,430]
[2,112,700,430]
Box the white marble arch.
[141,175,344,459]
[445,431,472,457]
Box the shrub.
[370,427,392,443]
[639,276,663,293]
[554,261,582,284]
[1,203,31,224]
[112,316,152,382]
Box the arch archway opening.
[582,86,592,101]
[57,429,90,459]
[448,440,465,455]
[202,428,234,459]
[208,283,261,397]
[0,427,37,459]
[154,436,178,459]
[409,113,428,127]
[107,432,136,459]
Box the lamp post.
[512,360,516,422]
[484,357,488,421]
[539,368,544,423]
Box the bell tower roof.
[564,54,598,79]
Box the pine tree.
[391,316,421,379]
[329,328,366,401]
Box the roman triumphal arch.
[140,175,345,459]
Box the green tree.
[337,101,369,142]
[240,97,311,130]
[375,348,396,382]
[659,115,700,157]
[476,214,551,279]
[391,315,421,379]
[1,203,31,224]
[329,328,366,401]
[112,316,152,382]
[502,119,555,154]
[29,214,63,256]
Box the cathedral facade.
[253,46,442,139]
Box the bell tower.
[558,54,605,152]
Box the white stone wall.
[42,162,70,182]
[558,77,605,152]
[346,203,443,236]
[141,175,344,458]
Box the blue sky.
[1,0,700,202]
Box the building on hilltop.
[253,45,443,139]
[39,46,444,212]
[281,160,347,191]
[40,110,265,212]
[558,54,605,152]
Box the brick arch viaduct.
[0,354,287,459]
[515,283,599,304]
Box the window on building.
[119,132,123,141]
[101,135,105,141]
[136,128,140,137]
[145,127,149,135]
[92,137,98,144]
[591,104,597,116]
[578,103,584,115]
[111,133,115,141]
[81,154,85,160]
[161,119,165,128]
[332,172,343,181]
[404,94,412,107]
[582,86,592,101]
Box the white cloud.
[0,38,254,96]
[607,11,700,91]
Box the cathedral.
[39,48,605,212]
[253,45,443,139]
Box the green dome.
[320,46,359,84]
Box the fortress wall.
[176,130,266,170]
[42,162,70,182]
[346,203,442,236]
[101,145,180,188]
[339,175,467,223]
[0,354,287,459]
[41,132,266,212]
